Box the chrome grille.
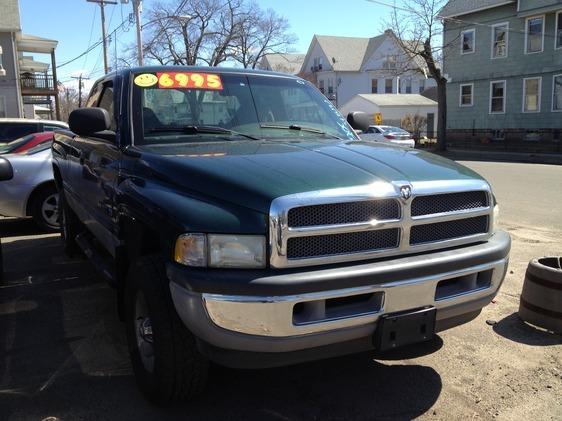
[287,229,400,259]
[288,199,400,227]
[410,216,489,245]
[411,191,488,217]
[270,182,493,268]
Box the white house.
[259,53,305,75]
[339,94,438,136]
[300,30,436,108]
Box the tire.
[59,191,82,257]
[31,184,60,232]
[125,254,208,403]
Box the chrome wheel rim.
[41,193,60,229]
[135,292,155,373]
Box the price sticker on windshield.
[155,72,223,90]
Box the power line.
[56,16,130,69]
[87,0,118,74]
[82,7,98,70]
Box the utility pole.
[71,74,90,108]
[87,0,117,74]
[133,0,143,66]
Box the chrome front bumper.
[201,258,508,337]
[169,231,511,354]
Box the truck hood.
[132,139,486,213]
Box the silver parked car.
[359,125,416,148]
[0,144,59,231]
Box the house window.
[0,96,5,118]
[525,16,544,53]
[371,79,378,94]
[553,74,562,112]
[460,83,473,107]
[318,80,324,94]
[491,23,508,58]
[404,78,412,93]
[313,57,324,71]
[385,78,393,93]
[490,80,506,114]
[554,10,562,49]
[523,77,541,113]
[419,79,425,94]
[383,55,397,70]
[327,79,334,95]
[461,29,475,54]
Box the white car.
[0,144,58,231]
[359,125,416,148]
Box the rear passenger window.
[0,123,39,142]
[98,85,116,131]
[43,124,64,131]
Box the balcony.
[20,73,57,95]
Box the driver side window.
[98,83,116,131]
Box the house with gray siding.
[441,0,562,151]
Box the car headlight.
[174,234,266,268]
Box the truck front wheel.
[125,255,208,403]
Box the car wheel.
[31,184,60,232]
[125,254,208,404]
[60,191,82,257]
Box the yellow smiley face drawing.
[134,73,158,87]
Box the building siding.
[0,31,22,117]
[443,3,562,137]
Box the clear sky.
[18,0,404,88]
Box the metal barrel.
[518,257,562,334]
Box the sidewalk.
[427,148,562,165]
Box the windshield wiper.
[259,124,342,140]
[149,125,261,140]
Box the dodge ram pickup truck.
[52,66,511,403]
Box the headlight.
[208,235,266,268]
[492,203,500,232]
[174,234,266,268]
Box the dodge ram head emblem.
[400,185,412,200]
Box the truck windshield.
[131,72,357,145]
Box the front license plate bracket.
[374,306,436,352]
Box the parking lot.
[1,160,561,420]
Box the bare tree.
[59,84,84,122]
[140,0,295,68]
[234,4,296,69]
[401,113,428,140]
[386,0,451,151]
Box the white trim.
[460,28,476,55]
[524,15,545,54]
[552,74,562,112]
[522,77,542,113]
[489,80,506,114]
[459,83,474,107]
[554,10,562,50]
[440,1,514,19]
[491,22,509,59]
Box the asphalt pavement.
[0,160,561,420]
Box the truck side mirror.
[69,107,111,136]
[347,112,371,132]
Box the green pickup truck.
[52,66,511,403]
